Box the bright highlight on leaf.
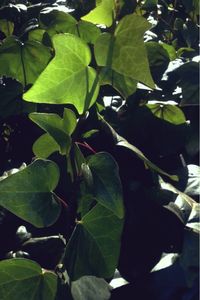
[0,259,57,300]
[23,34,99,115]
[82,0,115,27]
[0,159,61,227]
[146,101,186,125]
[94,14,155,89]
[0,37,51,86]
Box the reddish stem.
[75,142,96,154]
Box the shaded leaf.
[71,276,111,300]
[0,37,52,86]
[40,7,100,43]
[0,159,61,228]
[23,34,99,115]
[87,152,124,218]
[65,204,124,280]
[0,19,14,36]
[0,258,57,300]
[94,15,155,88]
[29,111,72,156]
[82,0,115,27]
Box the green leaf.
[40,7,100,43]
[71,276,111,300]
[0,159,61,228]
[82,0,115,27]
[160,42,177,61]
[87,152,124,219]
[0,258,57,300]
[65,204,124,280]
[29,111,72,156]
[100,67,137,98]
[0,37,52,86]
[94,14,155,88]
[33,133,60,158]
[0,19,14,36]
[23,34,99,115]
[28,29,46,42]
[146,102,186,125]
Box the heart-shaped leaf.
[94,14,155,88]
[33,133,60,159]
[65,204,124,280]
[23,34,99,114]
[82,0,115,27]
[0,159,61,228]
[0,258,57,300]
[146,102,186,125]
[0,37,52,86]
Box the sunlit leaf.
[23,34,99,114]
[82,0,115,27]
[94,14,155,88]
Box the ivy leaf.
[65,204,124,280]
[0,159,61,228]
[0,37,52,86]
[100,67,137,98]
[82,0,115,27]
[40,7,101,43]
[23,34,99,115]
[0,258,57,300]
[146,102,186,125]
[33,133,60,159]
[94,14,155,88]
[0,19,14,36]
[87,152,124,219]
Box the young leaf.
[0,159,61,228]
[0,37,52,86]
[87,152,124,219]
[146,102,186,125]
[33,133,60,159]
[81,0,115,27]
[94,14,155,88]
[0,258,57,300]
[65,204,124,280]
[23,34,99,115]
[29,112,72,156]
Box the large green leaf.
[146,102,186,125]
[0,37,52,86]
[65,204,124,280]
[87,152,124,219]
[0,258,57,300]
[30,108,77,156]
[23,34,99,115]
[82,0,115,27]
[0,159,61,228]
[94,14,155,88]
